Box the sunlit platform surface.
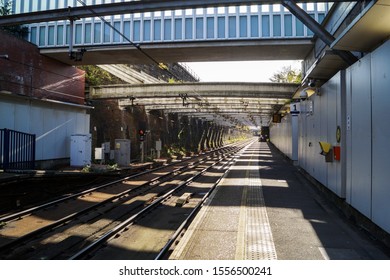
[170,142,389,260]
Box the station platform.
[170,141,389,260]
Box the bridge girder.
[0,0,354,27]
[90,82,298,100]
[91,82,296,128]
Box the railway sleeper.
[175,193,192,207]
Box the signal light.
[139,129,145,141]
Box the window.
[144,20,151,41]
[273,4,281,12]
[196,18,203,39]
[94,22,102,43]
[123,21,131,39]
[262,15,270,37]
[57,25,64,45]
[154,20,162,40]
[75,24,82,44]
[185,18,193,39]
[217,17,225,38]
[284,15,292,36]
[85,23,92,44]
[307,3,315,11]
[239,16,247,37]
[175,19,182,40]
[273,15,281,37]
[32,0,39,12]
[164,19,172,40]
[30,27,37,45]
[250,16,259,37]
[104,22,111,42]
[39,26,46,46]
[318,13,325,24]
[296,18,304,36]
[66,24,70,44]
[207,17,214,39]
[113,22,121,42]
[228,16,236,38]
[133,21,140,41]
[48,26,55,45]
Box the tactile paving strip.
[245,169,277,260]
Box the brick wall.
[0,30,85,104]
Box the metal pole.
[141,142,144,163]
[68,18,74,59]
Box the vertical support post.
[3,129,9,170]
[340,70,347,198]
[140,141,144,163]
[291,114,299,164]
[68,18,74,59]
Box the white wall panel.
[325,74,342,196]
[317,91,328,186]
[305,100,320,178]
[371,40,390,233]
[14,103,30,132]
[0,100,15,129]
[298,109,308,170]
[270,115,292,159]
[349,55,372,219]
[270,39,390,234]
[0,97,89,161]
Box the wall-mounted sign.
[336,126,341,143]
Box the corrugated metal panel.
[371,40,390,233]
[325,74,341,196]
[349,55,372,219]
[270,114,295,160]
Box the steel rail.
[68,142,250,260]
[0,145,234,224]
[0,145,240,255]
[154,149,234,259]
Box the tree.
[0,0,29,38]
[269,65,302,83]
[78,65,125,86]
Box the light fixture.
[300,87,320,100]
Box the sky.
[186,60,302,82]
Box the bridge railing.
[0,129,36,170]
[22,3,329,48]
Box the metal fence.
[0,129,36,170]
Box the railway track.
[0,140,254,259]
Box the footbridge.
[3,0,388,129]
[3,1,333,64]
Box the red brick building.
[0,30,85,104]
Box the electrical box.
[102,142,110,154]
[333,146,341,161]
[114,139,131,166]
[95,148,103,160]
[70,134,92,167]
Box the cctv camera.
[308,79,316,88]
